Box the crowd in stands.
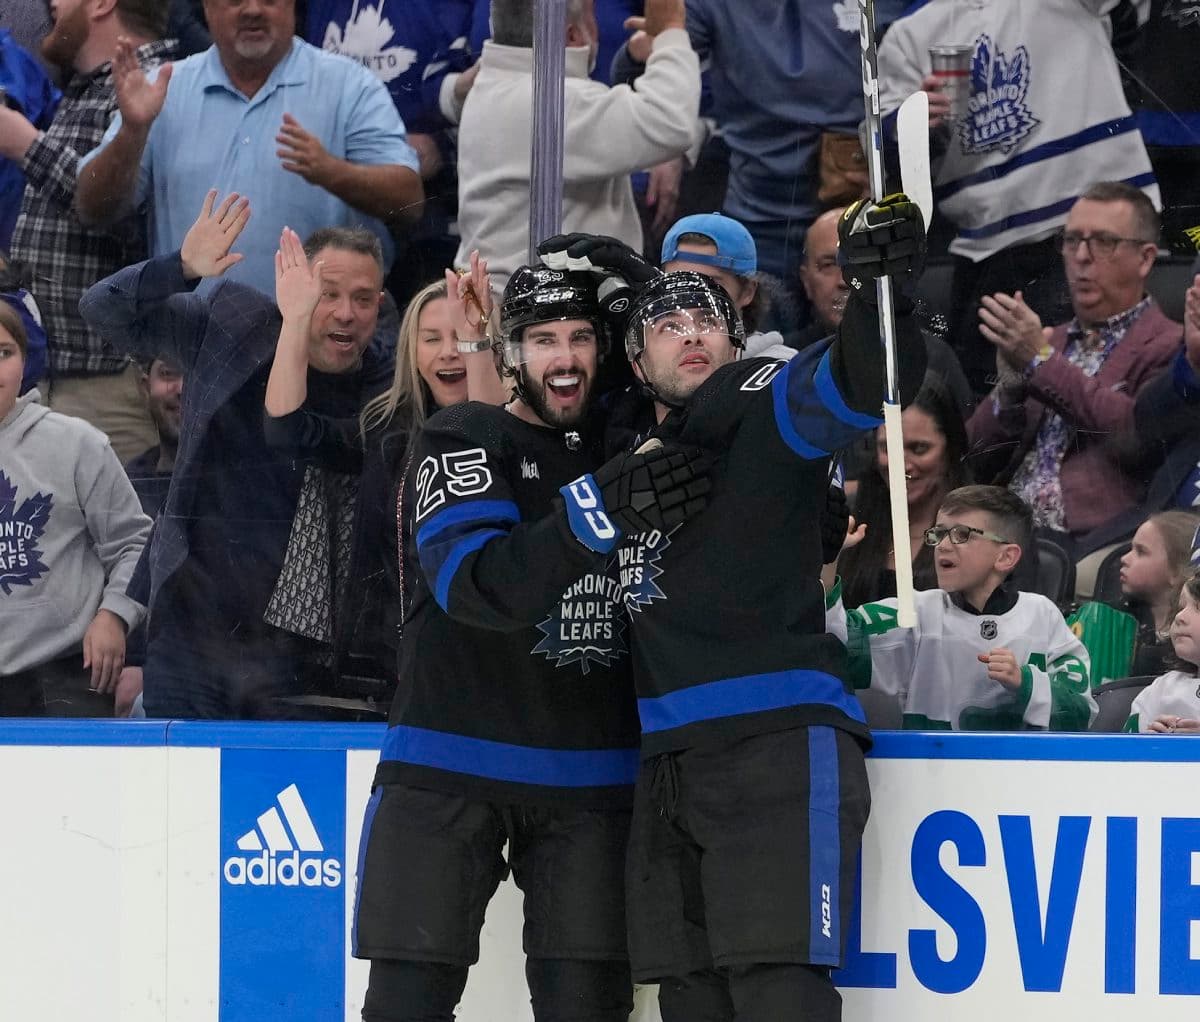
[3,0,1200,741]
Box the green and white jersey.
[844,588,1095,732]
[1124,671,1200,734]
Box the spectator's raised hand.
[624,0,687,59]
[1184,274,1200,374]
[918,74,953,130]
[979,647,1021,690]
[83,609,127,695]
[443,250,493,342]
[113,35,172,131]
[180,189,250,280]
[978,290,1052,369]
[275,226,323,326]
[277,113,333,186]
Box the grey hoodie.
[0,391,150,676]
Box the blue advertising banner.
[219,747,348,1021]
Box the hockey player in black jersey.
[541,195,929,1022]
[352,265,711,1022]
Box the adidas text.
[223,851,342,888]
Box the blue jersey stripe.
[636,670,866,734]
[1136,110,1200,147]
[808,726,843,964]
[350,786,382,958]
[416,499,520,549]
[935,118,1139,203]
[815,350,883,431]
[380,724,639,787]
[430,529,505,610]
[958,172,1158,241]
[771,355,831,460]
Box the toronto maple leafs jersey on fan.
[843,587,1096,731]
[374,401,639,808]
[877,0,1156,262]
[305,0,482,133]
[611,296,926,758]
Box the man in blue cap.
[661,211,794,359]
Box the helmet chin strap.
[633,354,687,413]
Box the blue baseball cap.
[661,213,757,276]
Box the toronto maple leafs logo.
[532,571,627,672]
[832,1,859,33]
[616,528,672,612]
[958,34,1039,156]
[0,471,52,595]
[322,2,417,84]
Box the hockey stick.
[857,0,916,627]
[529,0,568,263]
[897,91,934,233]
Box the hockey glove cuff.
[560,439,712,553]
[838,193,926,302]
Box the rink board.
[0,724,1198,1020]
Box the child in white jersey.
[1124,574,1200,734]
[838,485,1096,731]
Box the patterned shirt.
[9,39,176,376]
[1012,296,1151,531]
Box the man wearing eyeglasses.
[966,181,1181,556]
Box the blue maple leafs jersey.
[375,402,639,808]
[613,296,927,757]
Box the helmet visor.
[627,292,740,359]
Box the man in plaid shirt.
[0,0,175,462]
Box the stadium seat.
[856,686,904,730]
[1031,536,1076,608]
[1089,675,1156,732]
[1146,256,1194,323]
[1092,543,1132,608]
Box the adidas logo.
[222,783,342,888]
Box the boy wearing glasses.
[836,485,1096,731]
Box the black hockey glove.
[560,440,712,553]
[837,193,926,302]
[538,233,660,287]
[820,484,850,566]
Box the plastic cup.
[929,45,973,121]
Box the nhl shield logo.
[980,620,998,641]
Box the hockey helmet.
[497,266,608,388]
[623,270,745,363]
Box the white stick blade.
[897,91,933,235]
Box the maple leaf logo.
[322,3,418,85]
[832,1,859,33]
[958,33,1040,156]
[532,571,628,674]
[0,470,53,595]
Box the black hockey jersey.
[616,296,926,757]
[374,402,640,808]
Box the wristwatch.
[456,339,492,354]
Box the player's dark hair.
[118,0,170,39]
[939,485,1034,560]
[1079,181,1160,245]
[838,377,970,609]
[302,227,385,273]
[0,300,28,360]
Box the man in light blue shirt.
[77,0,423,296]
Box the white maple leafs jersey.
[1124,670,1200,733]
[844,588,1096,731]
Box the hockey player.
[539,194,928,1021]
[352,265,711,1022]
[841,485,1096,732]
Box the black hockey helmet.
[623,270,745,362]
[497,266,608,392]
